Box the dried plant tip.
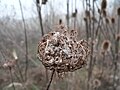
[3,60,17,69]
[59,19,62,25]
[83,17,87,22]
[37,25,90,73]
[102,10,107,17]
[117,7,120,16]
[72,12,77,18]
[98,8,101,14]
[36,0,39,4]
[72,9,77,18]
[111,17,115,24]
[101,40,111,52]
[42,0,47,4]
[101,0,107,10]
[93,79,101,88]
[105,18,109,24]
[85,10,90,17]
[116,34,120,41]
[92,17,97,22]
[75,9,77,14]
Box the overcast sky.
[0,0,114,19]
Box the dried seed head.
[75,9,77,14]
[102,10,107,17]
[59,19,62,25]
[101,0,107,10]
[111,17,115,24]
[92,17,97,22]
[36,0,39,4]
[98,8,101,14]
[3,60,17,69]
[72,12,77,18]
[117,7,120,16]
[116,34,120,41]
[42,0,47,4]
[85,10,90,17]
[83,17,87,22]
[72,9,77,18]
[105,18,109,24]
[101,40,111,52]
[93,79,101,88]
[37,25,90,74]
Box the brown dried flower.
[85,10,90,18]
[59,19,62,25]
[116,34,120,41]
[42,0,48,5]
[3,60,17,69]
[111,17,115,24]
[36,0,39,4]
[98,8,101,14]
[101,0,107,10]
[83,17,87,22]
[102,10,107,17]
[72,9,77,18]
[101,40,111,52]
[105,18,109,24]
[117,7,120,16]
[37,25,90,74]
[93,79,101,88]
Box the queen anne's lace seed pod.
[37,25,90,74]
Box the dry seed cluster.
[37,25,90,73]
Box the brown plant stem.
[0,50,15,90]
[46,69,55,90]
[9,67,16,90]
[36,0,44,36]
[18,0,29,81]
[67,0,70,30]
[35,0,49,82]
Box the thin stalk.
[113,15,120,90]
[9,67,16,90]
[16,62,24,82]
[18,0,28,81]
[0,50,15,90]
[35,0,49,82]
[36,0,44,36]
[87,1,95,90]
[46,69,55,90]
[67,0,70,30]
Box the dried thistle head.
[83,17,87,22]
[98,8,101,14]
[93,79,101,88]
[117,7,120,16]
[72,9,77,18]
[37,25,90,74]
[92,16,97,22]
[85,10,90,18]
[42,0,48,4]
[59,19,62,25]
[3,60,17,69]
[111,17,115,24]
[102,10,107,17]
[101,0,107,10]
[105,18,109,24]
[101,40,111,52]
[72,12,77,18]
[36,0,39,4]
[116,34,120,41]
